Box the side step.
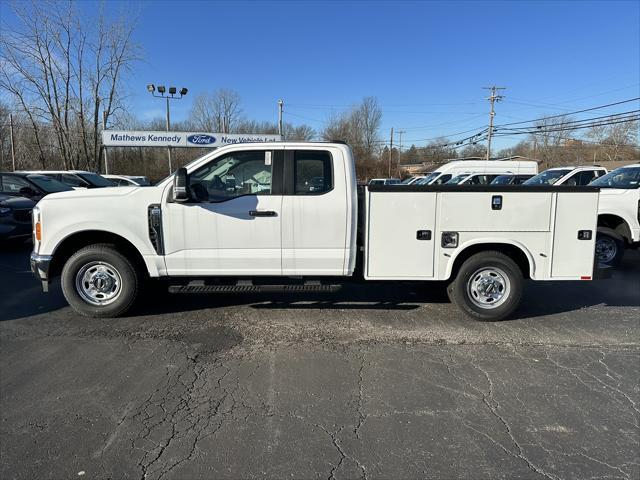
[168,282,342,294]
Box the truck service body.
[30,142,605,321]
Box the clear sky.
[10,1,640,150]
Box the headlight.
[32,206,41,246]
[0,207,11,216]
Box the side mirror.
[173,168,190,202]
[19,187,38,197]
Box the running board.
[168,282,342,294]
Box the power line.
[493,97,640,128]
[493,115,640,137]
[495,110,640,132]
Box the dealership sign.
[102,131,282,148]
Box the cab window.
[577,170,602,185]
[294,151,332,194]
[433,174,452,185]
[1,175,30,193]
[190,150,272,202]
[61,174,88,188]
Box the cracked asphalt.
[1,243,639,480]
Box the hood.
[44,186,139,201]
[0,194,36,209]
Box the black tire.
[61,244,141,318]
[447,251,523,321]
[595,232,624,268]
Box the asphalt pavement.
[0,242,638,480]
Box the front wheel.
[61,244,141,318]
[595,232,624,268]
[447,251,523,321]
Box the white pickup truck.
[591,163,640,266]
[30,142,607,321]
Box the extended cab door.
[281,148,350,275]
[163,148,283,275]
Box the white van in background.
[416,160,538,185]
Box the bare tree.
[190,88,243,133]
[588,118,639,162]
[321,96,382,178]
[0,0,138,170]
[526,115,574,168]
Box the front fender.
[44,221,154,258]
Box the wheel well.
[450,243,531,280]
[50,231,148,278]
[597,214,631,243]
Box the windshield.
[401,177,415,184]
[416,172,441,185]
[27,175,72,192]
[590,166,640,189]
[446,174,471,185]
[78,172,116,187]
[523,169,572,185]
[491,175,514,185]
[369,179,384,185]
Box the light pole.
[147,84,188,174]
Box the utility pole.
[483,86,505,161]
[9,113,16,171]
[388,127,394,178]
[278,99,284,139]
[103,110,109,174]
[396,129,405,177]
[165,96,172,174]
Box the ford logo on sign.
[187,134,216,145]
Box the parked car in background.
[103,175,152,187]
[416,160,538,185]
[0,193,35,242]
[368,178,401,186]
[400,176,425,185]
[0,172,73,201]
[446,173,502,185]
[20,170,115,189]
[490,174,535,185]
[523,166,607,186]
[590,164,640,267]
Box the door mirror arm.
[173,167,190,202]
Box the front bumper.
[30,253,53,292]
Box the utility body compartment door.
[550,192,598,278]
[366,191,437,279]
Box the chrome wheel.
[75,261,123,306]
[467,267,511,309]
[595,236,617,264]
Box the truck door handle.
[249,210,277,217]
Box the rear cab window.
[294,150,333,194]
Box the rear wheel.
[595,232,624,267]
[447,251,523,321]
[61,244,141,318]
